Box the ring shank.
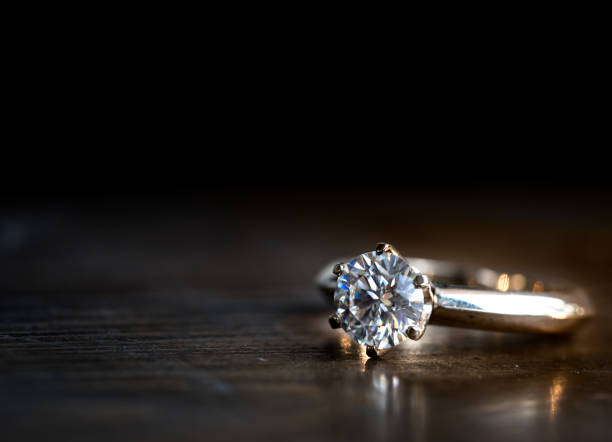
[317,257,593,334]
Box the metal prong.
[366,346,378,358]
[414,274,430,288]
[328,314,341,329]
[375,243,398,255]
[408,326,425,341]
[332,263,344,276]
[366,346,392,359]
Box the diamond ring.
[316,243,593,359]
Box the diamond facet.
[334,250,425,349]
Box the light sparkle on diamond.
[334,251,424,349]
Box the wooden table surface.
[1,192,611,442]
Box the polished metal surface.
[317,256,593,335]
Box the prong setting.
[375,242,391,255]
[408,326,425,341]
[328,314,341,329]
[328,245,434,359]
[375,242,401,256]
[414,273,430,288]
[332,263,345,276]
[366,346,392,359]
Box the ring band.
[316,243,593,358]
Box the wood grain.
[1,194,611,442]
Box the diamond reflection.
[363,360,427,442]
[325,325,579,442]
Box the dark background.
[2,165,612,442]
